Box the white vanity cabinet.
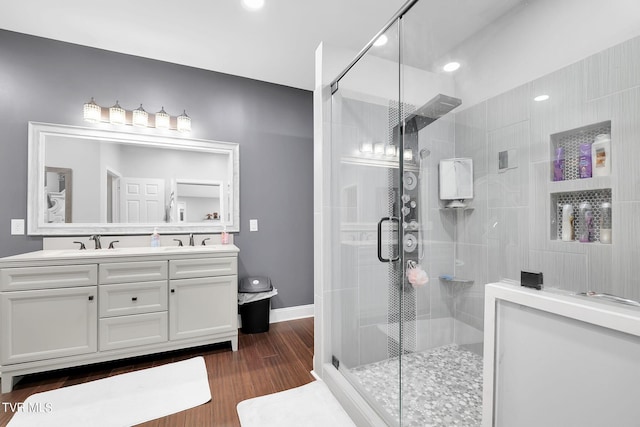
[0,245,239,393]
[169,257,238,343]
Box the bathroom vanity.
[0,244,239,393]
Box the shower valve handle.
[377,216,400,263]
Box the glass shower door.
[329,20,405,426]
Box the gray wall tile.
[487,83,530,131]
[585,36,640,101]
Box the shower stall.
[314,0,640,425]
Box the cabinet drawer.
[99,280,168,318]
[169,257,237,280]
[99,261,167,284]
[0,265,97,291]
[99,312,168,351]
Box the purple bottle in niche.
[579,143,592,178]
[553,147,565,181]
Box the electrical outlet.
[249,219,258,232]
[11,219,25,235]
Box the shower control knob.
[410,200,417,208]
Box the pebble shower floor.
[350,344,483,427]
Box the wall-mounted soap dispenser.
[439,158,473,208]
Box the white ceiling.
[0,0,408,91]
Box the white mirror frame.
[27,122,240,235]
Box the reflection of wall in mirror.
[176,181,221,222]
[44,135,230,224]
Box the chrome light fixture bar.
[82,98,192,132]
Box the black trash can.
[238,276,274,334]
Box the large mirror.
[28,122,239,235]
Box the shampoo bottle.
[578,143,592,178]
[600,202,612,244]
[221,226,229,245]
[561,204,574,241]
[578,202,593,242]
[592,134,611,177]
[150,227,161,247]
[553,147,565,181]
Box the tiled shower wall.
[454,35,640,331]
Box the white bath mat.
[8,356,211,427]
[237,380,355,427]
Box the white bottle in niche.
[600,202,612,244]
[561,204,574,241]
[592,133,611,177]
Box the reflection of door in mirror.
[44,167,72,223]
[119,178,165,223]
[106,167,122,223]
[175,180,222,223]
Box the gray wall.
[0,29,314,309]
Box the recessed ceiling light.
[534,94,550,102]
[443,62,461,72]
[373,34,388,47]
[241,0,264,11]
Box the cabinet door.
[169,275,237,341]
[1,286,98,364]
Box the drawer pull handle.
[88,296,94,301]
[131,297,138,302]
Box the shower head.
[407,93,462,132]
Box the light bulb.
[83,97,101,123]
[155,107,170,129]
[109,101,125,125]
[132,104,148,127]
[177,110,191,133]
[443,62,461,72]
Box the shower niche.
[548,121,613,244]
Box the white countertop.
[0,244,239,265]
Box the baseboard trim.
[270,304,314,323]
[237,304,314,328]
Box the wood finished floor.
[0,317,315,427]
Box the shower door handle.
[377,216,400,263]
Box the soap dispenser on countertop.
[150,227,161,247]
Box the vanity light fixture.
[534,94,550,102]
[132,104,149,127]
[155,107,170,129]
[374,142,385,155]
[443,61,461,72]
[82,99,192,132]
[83,97,102,123]
[177,110,192,133]
[109,101,126,125]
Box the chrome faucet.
[189,233,195,246]
[89,235,102,250]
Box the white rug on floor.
[237,380,355,427]
[8,356,211,427]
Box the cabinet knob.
[171,289,175,293]
[131,297,138,302]
[88,295,94,301]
